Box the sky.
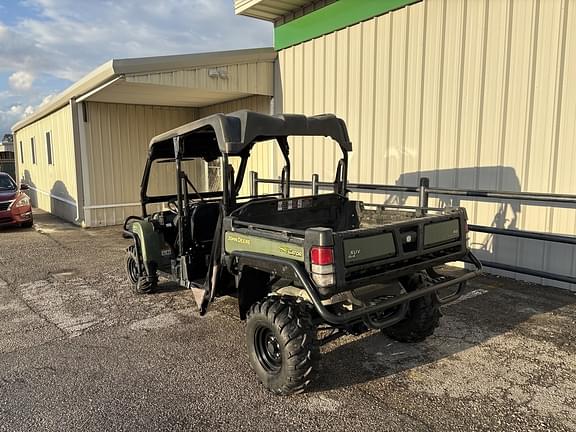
[0,0,272,136]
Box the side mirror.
[20,183,29,191]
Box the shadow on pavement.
[33,209,79,231]
[152,280,187,294]
[309,276,576,393]
[0,224,35,233]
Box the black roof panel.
[148,110,351,160]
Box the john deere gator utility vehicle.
[124,110,482,395]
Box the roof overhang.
[83,80,250,108]
[12,47,276,132]
[235,0,312,21]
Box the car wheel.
[246,297,318,395]
[20,219,33,228]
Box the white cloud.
[0,0,272,81]
[0,93,59,132]
[0,0,272,134]
[8,104,34,118]
[0,104,32,133]
[8,71,35,90]
[39,93,57,107]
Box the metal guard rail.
[249,171,576,285]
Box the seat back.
[190,202,221,245]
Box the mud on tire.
[246,297,319,395]
[381,272,441,343]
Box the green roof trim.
[274,0,421,50]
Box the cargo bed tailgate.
[332,209,468,291]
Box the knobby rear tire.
[381,272,441,343]
[246,297,319,395]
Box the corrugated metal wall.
[273,0,576,289]
[13,105,79,221]
[125,61,274,96]
[83,96,274,226]
[83,102,198,226]
[198,95,271,117]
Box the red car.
[0,172,33,228]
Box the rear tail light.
[311,246,334,265]
[310,246,335,287]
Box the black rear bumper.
[230,251,482,328]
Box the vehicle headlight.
[13,195,30,208]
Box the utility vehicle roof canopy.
[148,110,352,161]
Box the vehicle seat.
[190,202,221,252]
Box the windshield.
[0,175,16,191]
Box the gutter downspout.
[70,98,85,225]
[271,57,282,115]
[71,75,122,227]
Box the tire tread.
[246,297,318,395]
[382,273,441,343]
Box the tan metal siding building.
[13,105,79,221]
[81,103,197,226]
[236,0,576,290]
[12,48,276,227]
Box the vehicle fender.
[131,220,168,275]
[236,266,272,320]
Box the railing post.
[250,171,258,197]
[312,173,319,195]
[419,177,430,215]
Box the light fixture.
[208,68,228,79]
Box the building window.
[31,137,36,164]
[46,131,53,165]
[19,141,24,164]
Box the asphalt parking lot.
[0,211,575,431]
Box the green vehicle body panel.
[424,219,461,247]
[343,233,396,265]
[132,220,171,271]
[224,232,304,262]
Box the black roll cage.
[138,110,351,218]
